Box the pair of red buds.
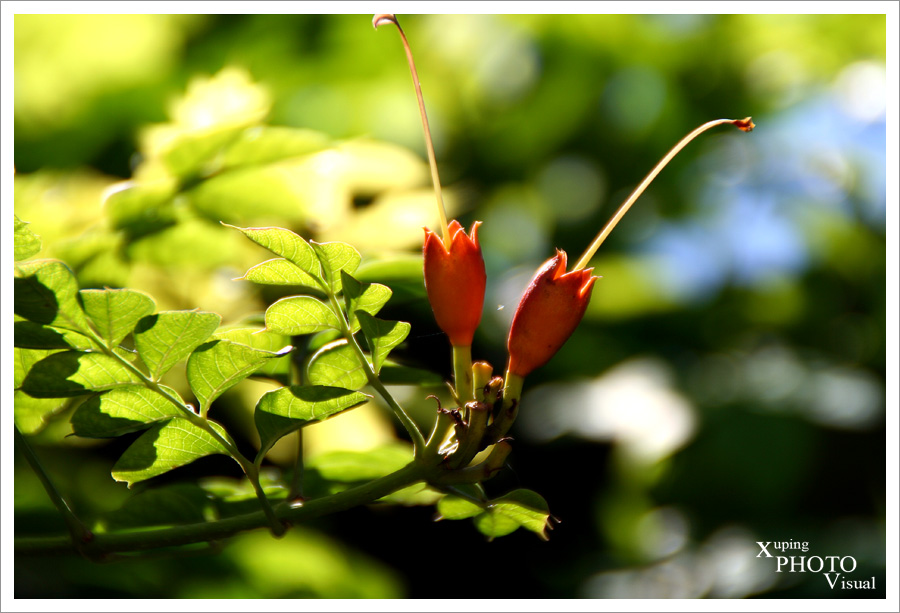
[424,222,595,379]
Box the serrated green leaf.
[378,364,444,386]
[227,225,320,280]
[213,327,292,384]
[80,288,156,348]
[255,385,370,457]
[357,312,410,375]
[133,310,221,380]
[221,126,330,169]
[306,340,368,390]
[14,216,41,261]
[14,390,68,435]
[14,259,90,333]
[238,258,321,288]
[111,418,234,487]
[20,351,142,398]
[104,483,214,530]
[341,271,392,333]
[13,321,97,350]
[265,295,340,336]
[71,385,184,438]
[436,495,484,521]
[309,443,413,483]
[186,339,292,414]
[311,241,360,294]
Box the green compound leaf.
[226,224,321,281]
[14,259,90,333]
[341,271,392,333]
[306,340,368,390]
[13,321,98,350]
[238,258,321,289]
[213,327,292,384]
[133,310,221,381]
[111,418,234,488]
[71,385,185,438]
[309,443,413,483]
[21,351,142,398]
[14,391,68,435]
[310,241,360,294]
[265,296,340,336]
[14,216,42,261]
[186,339,292,414]
[255,385,370,458]
[357,312,410,375]
[475,489,552,541]
[80,288,156,348]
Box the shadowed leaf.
[311,241,360,294]
[255,385,370,458]
[306,340,368,390]
[14,260,89,333]
[341,271,392,333]
[111,418,235,487]
[357,312,410,374]
[21,351,142,398]
[71,385,184,438]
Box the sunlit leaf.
[186,339,292,414]
[133,310,221,380]
[309,443,413,483]
[436,495,484,521]
[265,296,340,336]
[21,351,142,397]
[71,385,184,438]
[341,271,392,333]
[310,241,360,294]
[111,418,235,487]
[357,312,410,375]
[14,215,41,261]
[226,225,321,280]
[213,327,292,384]
[255,385,370,457]
[221,126,330,169]
[14,390,68,435]
[238,258,321,289]
[379,484,442,506]
[486,489,552,539]
[14,259,90,333]
[79,288,156,348]
[473,509,520,540]
[306,340,367,390]
[473,489,552,541]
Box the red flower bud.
[423,220,486,347]
[507,249,597,377]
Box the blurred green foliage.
[13,13,886,599]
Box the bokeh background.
[13,13,887,598]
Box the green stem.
[16,461,429,557]
[289,429,305,501]
[325,291,426,454]
[485,370,524,444]
[15,427,91,550]
[452,344,473,404]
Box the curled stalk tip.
[372,14,398,29]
